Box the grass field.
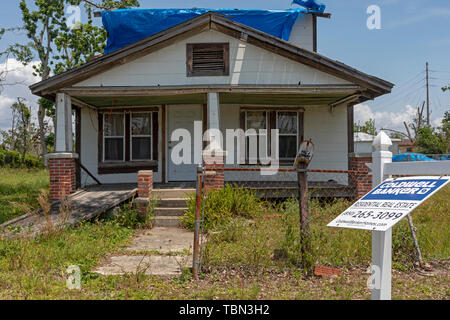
[0,168,49,224]
[0,169,448,300]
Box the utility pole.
[426,62,430,126]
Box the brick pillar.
[203,152,225,192]
[134,170,153,218]
[349,153,373,199]
[47,153,78,203]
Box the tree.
[16,0,68,159]
[442,86,449,92]
[354,118,377,135]
[53,0,140,74]
[0,98,38,159]
[0,28,33,93]
[15,0,140,159]
[415,111,450,154]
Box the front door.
[167,105,202,181]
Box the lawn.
[0,168,49,224]
[0,172,448,300]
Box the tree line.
[0,0,140,165]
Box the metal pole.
[192,165,203,280]
[406,214,424,268]
[297,165,312,274]
[426,62,430,126]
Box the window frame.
[276,111,299,161]
[103,112,126,163]
[130,112,153,161]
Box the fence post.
[192,164,203,280]
[371,132,393,300]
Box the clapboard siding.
[75,30,351,88]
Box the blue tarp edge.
[102,8,310,54]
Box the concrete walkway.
[94,227,194,277]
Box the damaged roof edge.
[30,12,393,98]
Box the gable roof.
[30,12,394,99]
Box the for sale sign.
[328,176,450,231]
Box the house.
[29,8,394,204]
[398,139,416,154]
[354,132,400,155]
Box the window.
[187,43,230,77]
[277,112,298,160]
[242,109,302,164]
[100,109,159,172]
[131,113,152,161]
[245,111,268,162]
[104,114,125,161]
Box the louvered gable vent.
[187,43,229,77]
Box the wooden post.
[192,166,203,280]
[298,163,312,274]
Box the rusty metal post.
[192,165,203,280]
[297,164,312,274]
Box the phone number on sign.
[342,210,404,220]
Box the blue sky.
[1,0,449,132]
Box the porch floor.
[0,183,138,238]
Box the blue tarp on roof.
[293,0,326,13]
[392,153,437,162]
[102,8,313,54]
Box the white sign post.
[328,133,450,300]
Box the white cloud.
[0,58,41,130]
[355,103,418,131]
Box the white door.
[167,105,202,181]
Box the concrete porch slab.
[94,255,192,277]
[126,227,194,253]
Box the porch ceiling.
[73,92,355,108]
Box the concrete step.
[152,189,195,199]
[154,207,188,217]
[157,198,188,208]
[152,216,181,227]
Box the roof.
[30,12,394,100]
[354,132,401,142]
[102,8,313,54]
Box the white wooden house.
[29,10,393,202]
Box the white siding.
[288,14,314,51]
[75,30,350,88]
[79,107,162,186]
[219,104,348,182]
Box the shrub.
[0,148,43,168]
[180,184,266,232]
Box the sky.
[0,0,449,133]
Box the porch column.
[203,92,225,191]
[47,93,78,203]
[55,93,73,152]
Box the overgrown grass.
[203,185,450,272]
[181,184,267,231]
[0,168,49,224]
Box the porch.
[47,86,360,200]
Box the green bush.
[180,184,266,232]
[0,148,42,168]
